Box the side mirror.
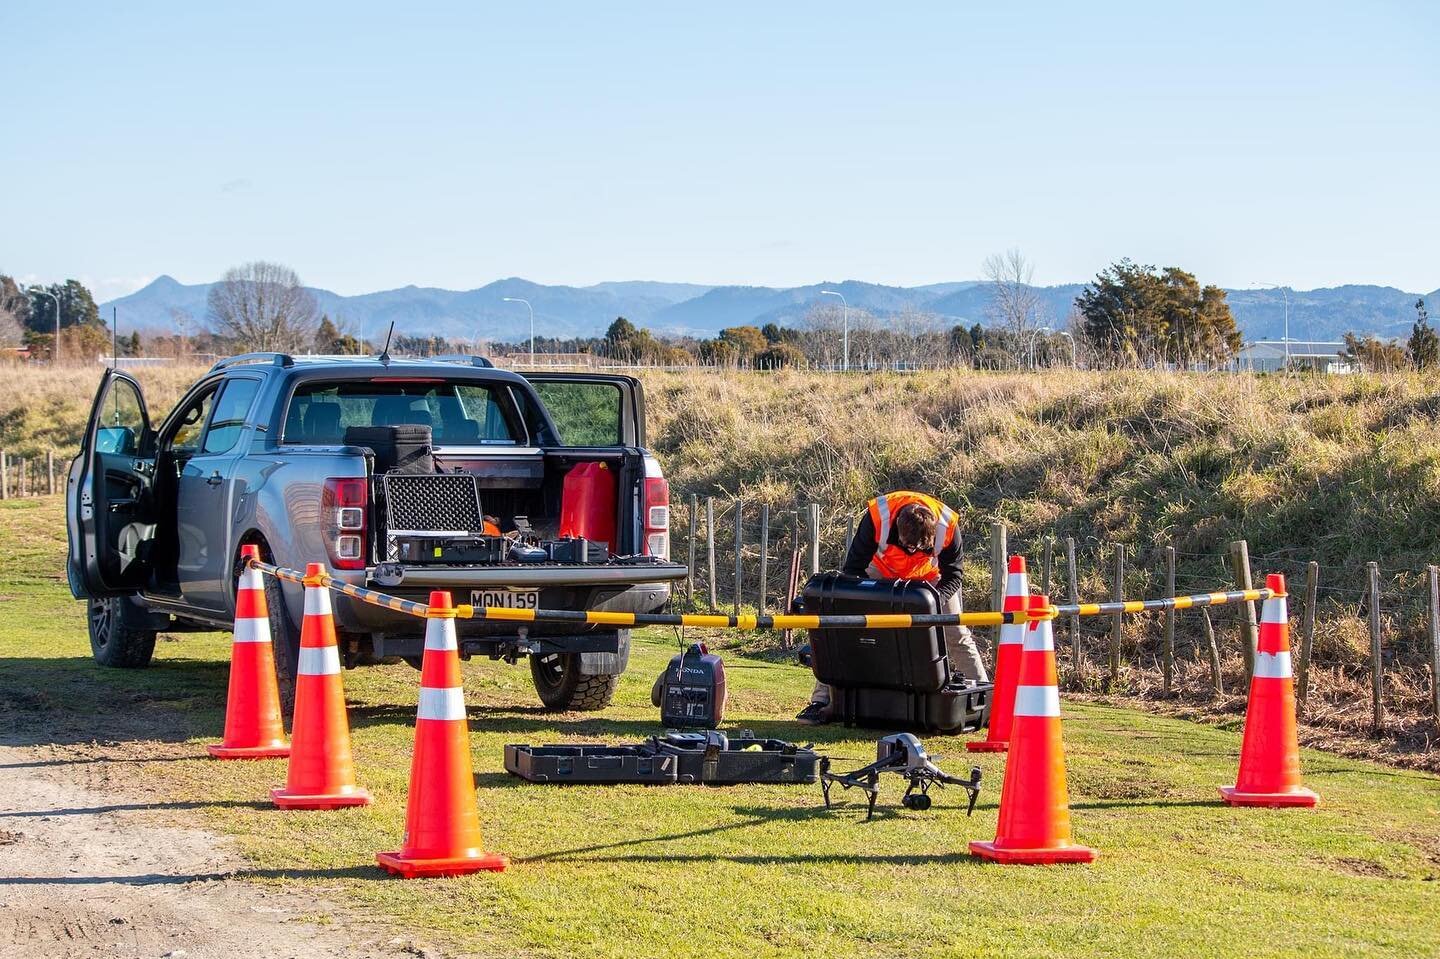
[95,425,137,455]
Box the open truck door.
[67,369,158,599]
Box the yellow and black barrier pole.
[1056,586,1275,618]
[248,558,432,619]
[244,556,1273,631]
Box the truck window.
[169,389,216,454]
[531,381,622,446]
[202,378,261,455]
[283,381,519,446]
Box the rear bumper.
[369,561,689,589]
[326,564,682,638]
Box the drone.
[820,733,982,821]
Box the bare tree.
[0,275,30,348]
[982,248,1044,338]
[0,308,22,349]
[207,261,320,352]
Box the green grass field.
[3,495,1439,958]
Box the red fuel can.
[558,462,617,551]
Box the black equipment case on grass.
[505,733,821,785]
[801,573,992,734]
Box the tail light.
[642,456,669,559]
[323,477,368,570]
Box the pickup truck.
[66,352,688,712]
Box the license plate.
[471,589,540,610]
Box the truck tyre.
[87,597,157,668]
[262,570,302,717]
[530,653,619,711]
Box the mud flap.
[579,629,631,675]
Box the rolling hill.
[101,274,1438,345]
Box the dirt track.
[0,742,440,959]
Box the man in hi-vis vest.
[796,491,988,725]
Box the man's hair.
[895,503,937,550]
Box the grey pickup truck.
[66,352,687,711]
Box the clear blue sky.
[2,1,1436,301]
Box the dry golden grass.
[6,361,1440,749]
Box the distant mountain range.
[102,275,1440,345]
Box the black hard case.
[504,736,820,785]
[343,425,434,475]
[801,573,992,734]
[804,573,950,692]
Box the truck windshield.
[282,381,520,446]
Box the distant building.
[1232,340,1355,374]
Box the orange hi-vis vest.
[867,491,959,581]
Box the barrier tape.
[248,559,431,619]
[243,558,1272,631]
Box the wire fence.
[672,492,1440,737]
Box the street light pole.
[1055,330,1077,368]
[819,290,848,371]
[1255,282,1291,369]
[502,297,535,365]
[1028,327,1048,369]
[25,286,62,364]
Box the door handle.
[206,470,223,486]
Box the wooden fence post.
[844,515,854,553]
[990,519,1008,612]
[1428,565,1440,731]
[1040,537,1053,598]
[706,497,717,611]
[1229,540,1259,677]
[1109,543,1124,690]
[1201,608,1223,695]
[1065,537,1080,679]
[17,457,25,497]
[0,449,7,500]
[47,449,55,496]
[1297,561,1318,715]
[732,501,744,614]
[686,494,698,603]
[1367,561,1383,732]
[807,503,821,575]
[1163,545,1176,696]
[758,504,770,611]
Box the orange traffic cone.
[969,554,1029,753]
[378,590,507,877]
[1220,573,1318,808]
[271,563,371,810]
[208,545,290,759]
[970,594,1095,864]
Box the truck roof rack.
[210,352,295,372]
[431,354,495,368]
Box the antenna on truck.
[379,321,396,366]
